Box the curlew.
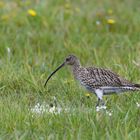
[44,54,140,107]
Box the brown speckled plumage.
[45,54,140,106]
[73,66,139,90]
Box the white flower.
[96,20,101,25]
[30,102,63,115]
[101,105,107,109]
[106,110,113,116]
[96,106,100,112]
[96,105,107,112]
[136,102,140,108]
[49,106,56,113]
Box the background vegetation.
[0,0,140,139]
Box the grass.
[0,0,140,139]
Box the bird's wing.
[78,67,132,88]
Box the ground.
[0,0,140,139]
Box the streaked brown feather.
[73,66,139,91]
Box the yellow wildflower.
[85,93,91,97]
[28,9,37,17]
[107,19,115,24]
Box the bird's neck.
[73,60,81,69]
[72,62,81,79]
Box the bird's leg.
[96,98,100,107]
[96,98,105,107]
[100,99,105,106]
[95,89,103,107]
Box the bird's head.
[64,54,78,65]
[44,54,79,87]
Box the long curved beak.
[44,62,65,87]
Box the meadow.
[0,0,140,139]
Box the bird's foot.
[96,99,106,111]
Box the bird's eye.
[66,57,70,61]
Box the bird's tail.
[125,84,140,91]
[132,84,140,90]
